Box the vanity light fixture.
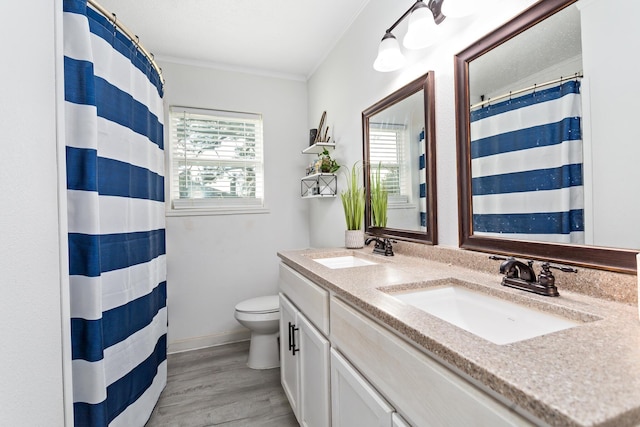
[373,0,445,72]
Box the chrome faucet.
[489,256,578,297]
[365,237,394,256]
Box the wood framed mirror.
[363,72,437,244]
[455,0,638,273]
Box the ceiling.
[96,0,371,80]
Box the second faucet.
[365,237,394,256]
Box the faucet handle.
[538,263,555,288]
[383,238,395,256]
[547,263,578,273]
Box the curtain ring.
[112,13,117,38]
[134,35,140,57]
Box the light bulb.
[373,33,406,72]
[403,3,436,50]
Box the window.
[369,124,409,203]
[169,106,264,211]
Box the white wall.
[0,0,68,425]
[579,0,640,249]
[159,61,310,352]
[307,0,540,248]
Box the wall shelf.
[301,173,337,198]
[302,142,336,155]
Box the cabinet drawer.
[330,297,534,427]
[279,263,329,335]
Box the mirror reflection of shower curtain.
[64,1,167,426]
[419,128,427,231]
[470,81,584,244]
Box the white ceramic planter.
[345,229,364,249]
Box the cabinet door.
[392,413,412,427]
[298,312,331,427]
[279,294,300,421]
[331,348,394,427]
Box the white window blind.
[369,124,407,200]
[169,106,264,210]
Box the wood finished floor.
[145,341,298,427]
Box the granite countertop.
[277,247,640,427]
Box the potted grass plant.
[340,161,365,248]
[370,162,388,228]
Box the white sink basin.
[313,256,377,269]
[392,285,580,345]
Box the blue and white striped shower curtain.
[64,0,167,425]
[470,80,584,243]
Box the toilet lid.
[235,295,279,314]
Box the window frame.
[368,124,412,207]
[166,106,268,216]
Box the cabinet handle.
[291,323,300,355]
[288,322,294,351]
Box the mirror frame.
[363,72,437,244]
[454,0,637,274]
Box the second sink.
[390,283,583,345]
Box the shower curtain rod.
[88,0,164,87]
[470,72,583,110]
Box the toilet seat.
[235,295,279,314]
[234,310,280,322]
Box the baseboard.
[168,329,251,354]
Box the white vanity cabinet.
[279,264,331,427]
[330,296,534,427]
[279,262,535,427]
[330,348,394,427]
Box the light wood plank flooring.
[145,341,298,426]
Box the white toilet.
[234,295,280,369]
